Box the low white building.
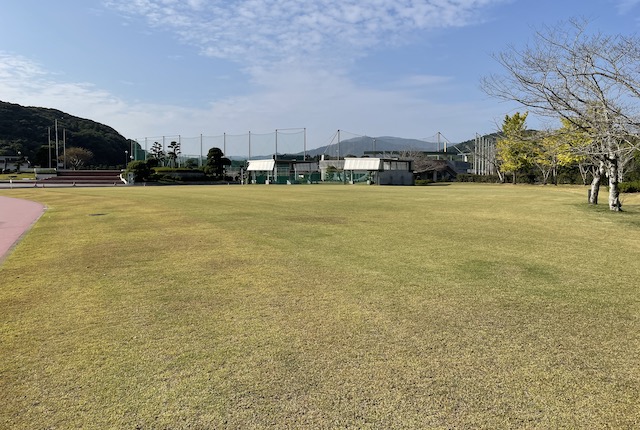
[246,158,320,184]
[343,157,414,185]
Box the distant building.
[364,150,471,181]
[343,157,414,185]
[245,155,415,185]
[246,156,320,184]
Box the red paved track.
[0,196,46,262]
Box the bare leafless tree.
[63,147,93,170]
[396,149,441,179]
[482,19,640,211]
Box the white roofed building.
[246,157,320,184]
[343,157,414,185]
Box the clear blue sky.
[1,0,640,155]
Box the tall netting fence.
[131,129,307,167]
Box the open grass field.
[0,172,35,180]
[1,183,639,428]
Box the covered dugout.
[343,157,414,185]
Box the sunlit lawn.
[0,172,35,180]
[1,184,639,428]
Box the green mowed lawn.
[1,184,639,428]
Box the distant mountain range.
[242,136,452,160]
[304,136,447,157]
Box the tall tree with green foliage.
[532,125,582,185]
[204,147,231,179]
[149,141,166,167]
[496,112,530,184]
[167,141,181,168]
[552,118,595,188]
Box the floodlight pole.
[275,129,278,159]
[304,128,307,160]
[54,119,59,170]
[47,127,52,168]
[473,133,480,175]
[63,128,67,169]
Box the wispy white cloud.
[616,0,640,13]
[104,0,507,64]
[0,51,181,136]
[0,51,502,151]
[394,74,453,87]
[100,0,508,141]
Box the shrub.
[125,160,152,182]
[456,173,502,183]
[415,179,433,186]
[151,167,207,182]
[619,180,640,193]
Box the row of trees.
[491,113,622,188]
[148,141,182,168]
[482,19,640,211]
[126,147,231,182]
[1,147,94,172]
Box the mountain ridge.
[0,100,131,167]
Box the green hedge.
[153,167,205,174]
[415,179,433,186]
[619,181,640,193]
[456,173,503,183]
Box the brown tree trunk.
[578,163,589,186]
[589,161,604,205]
[607,155,622,211]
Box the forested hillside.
[0,101,131,167]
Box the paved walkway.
[0,196,46,262]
